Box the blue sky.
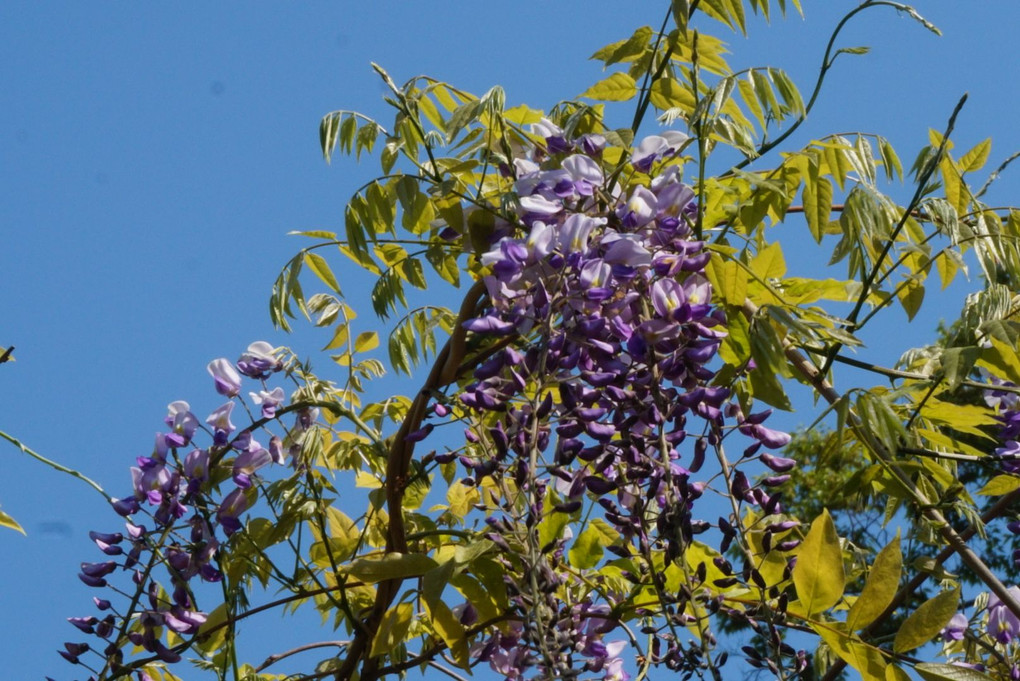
[3,2,1019,679]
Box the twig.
[743,300,1020,619]
[0,430,110,502]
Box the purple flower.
[183,448,210,490]
[237,341,282,378]
[164,401,198,448]
[232,443,272,488]
[531,117,570,154]
[561,154,604,196]
[632,135,670,172]
[619,186,657,228]
[988,586,1020,643]
[208,358,242,397]
[463,315,516,336]
[206,401,237,445]
[250,387,285,419]
[217,488,250,536]
[942,612,968,641]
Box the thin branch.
[809,349,1020,397]
[0,430,111,502]
[257,641,348,672]
[743,300,1020,622]
[821,94,968,375]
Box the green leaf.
[590,26,652,66]
[836,45,871,57]
[940,346,981,390]
[0,508,25,535]
[976,335,1020,385]
[814,625,887,681]
[671,0,690,34]
[896,278,925,321]
[803,163,833,243]
[893,587,959,653]
[426,244,460,286]
[424,598,469,667]
[354,331,379,354]
[568,519,616,569]
[195,603,229,654]
[847,534,901,631]
[370,602,413,658]
[978,474,1020,496]
[879,137,903,182]
[749,241,786,279]
[537,488,573,548]
[915,663,996,681]
[959,138,991,173]
[303,252,342,295]
[792,509,845,615]
[580,72,638,102]
[345,553,438,583]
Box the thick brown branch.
[334,279,487,681]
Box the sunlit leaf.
[580,72,638,102]
[370,602,413,658]
[893,587,959,653]
[345,553,438,583]
[846,534,901,631]
[792,509,845,615]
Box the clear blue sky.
[3,2,1019,679]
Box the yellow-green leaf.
[304,252,342,295]
[915,662,996,681]
[650,77,696,113]
[568,518,616,569]
[354,331,379,353]
[370,602,413,658]
[893,587,959,653]
[976,335,1020,386]
[814,625,887,681]
[958,138,991,173]
[195,603,229,654]
[886,664,912,681]
[424,598,469,667]
[346,553,438,583]
[978,474,1020,496]
[0,508,25,535]
[792,509,845,615]
[897,278,924,321]
[748,241,786,279]
[705,258,748,306]
[847,534,901,631]
[803,173,833,243]
[580,72,638,102]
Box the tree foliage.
[12,1,1020,680]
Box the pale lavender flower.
[988,586,1020,644]
[236,341,281,378]
[250,387,285,419]
[942,612,968,641]
[164,401,198,448]
[233,443,272,488]
[207,358,242,397]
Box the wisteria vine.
[56,342,306,680]
[418,119,801,680]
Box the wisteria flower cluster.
[936,382,1020,676]
[56,342,293,680]
[434,118,798,679]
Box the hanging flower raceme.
[441,120,793,680]
[57,343,288,679]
